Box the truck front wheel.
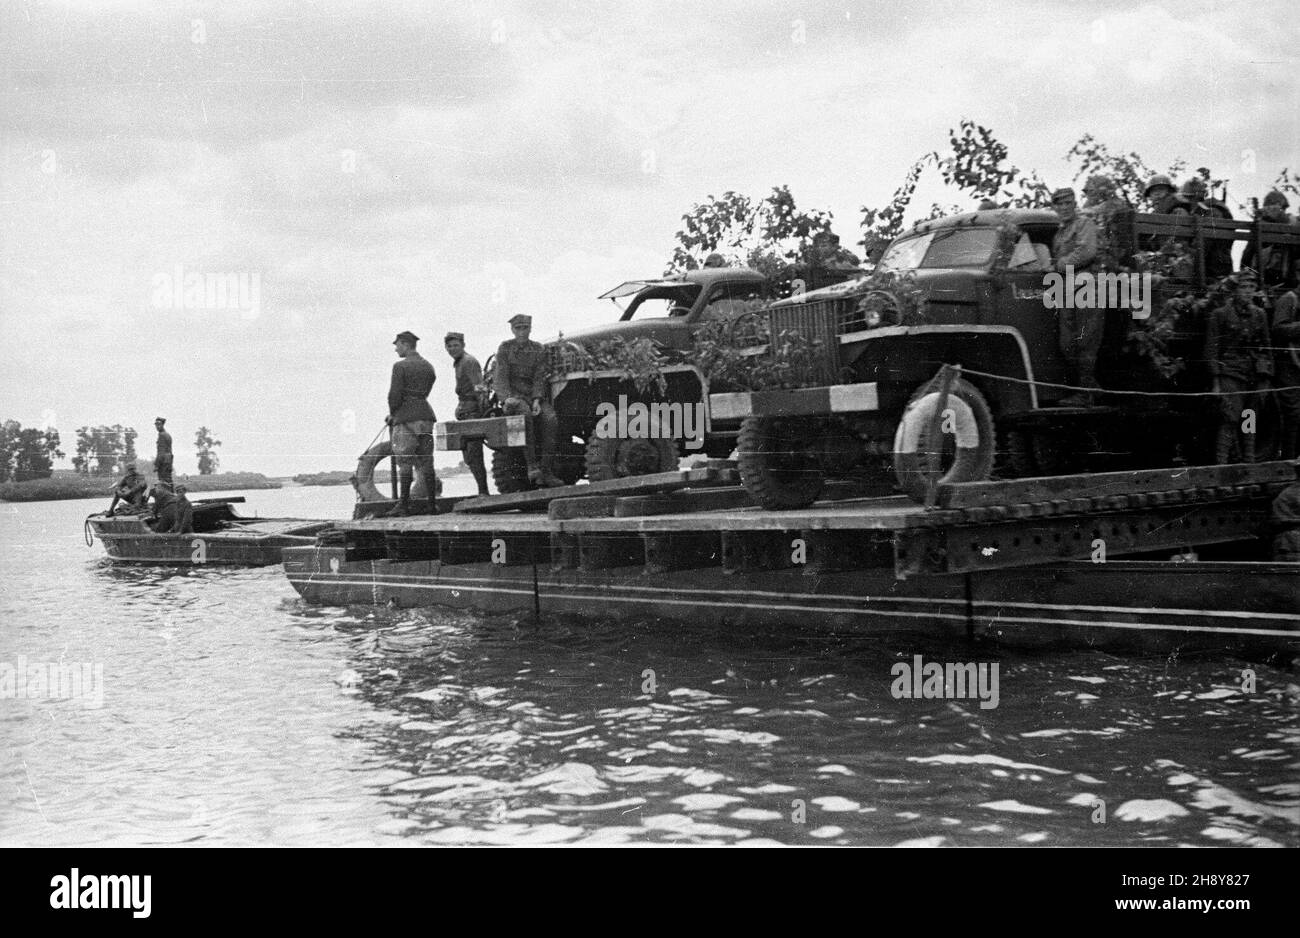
[892,377,996,502]
[737,416,826,510]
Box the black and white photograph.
[2,0,1297,875]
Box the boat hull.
[89,516,332,566]
[281,545,1300,654]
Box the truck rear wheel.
[893,377,995,502]
[586,435,678,482]
[491,448,534,493]
[737,416,825,510]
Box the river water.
[1,482,1297,846]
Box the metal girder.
[894,500,1273,578]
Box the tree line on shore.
[0,420,224,482]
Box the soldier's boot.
[535,453,566,488]
[385,475,413,516]
[1213,424,1236,465]
[469,462,489,496]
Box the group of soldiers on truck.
[1047,173,1299,462]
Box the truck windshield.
[625,285,701,318]
[880,228,1001,270]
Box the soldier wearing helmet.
[1175,177,1235,278]
[1143,174,1186,215]
[1082,174,1131,270]
[1242,190,1297,288]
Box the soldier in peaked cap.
[1051,187,1104,405]
[153,416,174,486]
[445,331,490,496]
[384,330,438,515]
[494,314,563,487]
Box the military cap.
[1050,187,1076,203]
[508,314,532,326]
[1236,266,1259,283]
[444,332,465,343]
[154,416,166,423]
[1143,174,1175,197]
[1263,189,1290,209]
[394,330,419,344]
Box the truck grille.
[766,299,852,386]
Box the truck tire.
[893,377,995,502]
[491,448,534,493]
[737,416,825,510]
[586,435,678,482]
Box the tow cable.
[84,516,95,546]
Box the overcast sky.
[2,0,1297,476]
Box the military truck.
[444,266,777,492]
[711,207,1300,508]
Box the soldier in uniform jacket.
[1205,269,1272,463]
[385,330,438,515]
[445,332,490,496]
[1051,187,1104,405]
[107,463,148,515]
[1174,178,1235,279]
[1272,283,1300,459]
[1242,190,1297,289]
[494,314,564,488]
[153,417,174,486]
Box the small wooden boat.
[86,497,333,566]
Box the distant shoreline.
[1,464,471,502]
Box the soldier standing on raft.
[445,332,490,496]
[154,417,173,487]
[494,314,564,488]
[385,330,439,516]
[1206,269,1272,464]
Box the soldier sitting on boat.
[147,483,179,532]
[171,485,195,534]
[107,463,148,515]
